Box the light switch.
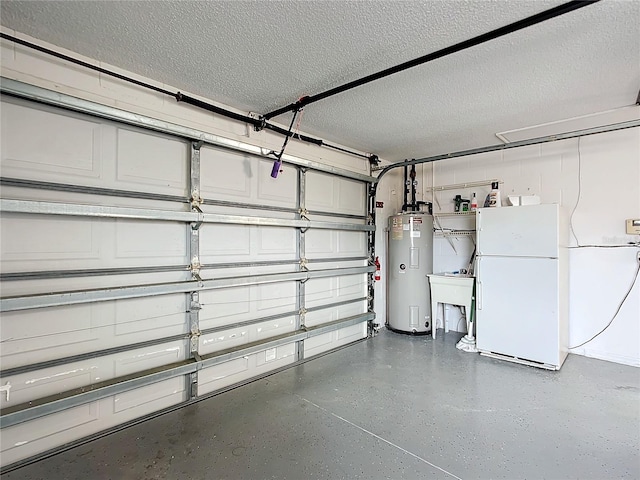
[626,219,640,235]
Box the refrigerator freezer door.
[476,255,560,367]
[477,205,559,258]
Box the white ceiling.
[1,1,638,161]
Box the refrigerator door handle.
[476,256,482,310]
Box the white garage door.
[0,81,375,469]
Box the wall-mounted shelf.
[426,179,502,193]
[433,211,476,217]
[434,230,475,237]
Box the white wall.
[420,108,640,366]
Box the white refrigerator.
[475,204,569,370]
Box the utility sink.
[427,274,475,339]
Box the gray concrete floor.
[5,330,640,480]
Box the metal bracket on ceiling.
[249,112,266,132]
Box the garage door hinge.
[190,190,203,209]
[189,332,201,355]
[189,293,202,312]
[298,308,307,329]
[190,256,202,280]
[298,208,309,221]
[299,258,308,271]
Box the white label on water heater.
[411,231,421,238]
[403,224,410,230]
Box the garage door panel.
[1,296,188,370]
[305,278,334,307]
[0,304,104,368]
[337,274,366,299]
[338,178,366,215]
[257,344,296,366]
[1,100,104,181]
[197,344,295,396]
[1,214,102,269]
[199,316,296,356]
[199,283,297,330]
[337,301,367,319]
[0,271,191,298]
[114,342,186,377]
[200,148,252,199]
[305,172,334,209]
[0,378,185,468]
[115,219,187,263]
[306,230,366,259]
[197,357,249,394]
[304,310,337,328]
[200,225,297,263]
[113,376,184,414]
[303,331,334,357]
[253,317,295,341]
[0,402,100,465]
[199,288,251,326]
[337,322,368,343]
[305,230,335,256]
[2,340,187,406]
[0,92,372,467]
[200,148,297,209]
[115,127,188,196]
[304,323,367,359]
[1,216,188,273]
[256,282,297,312]
[256,160,297,205]
[200,326,249,355]
[114,294,187,337]
[306,172,366,215]
[337,231,367,255]
[255,227,297,257]
[200,224,251,260]
[200,264,294,280]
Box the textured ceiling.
[1,1,639,161]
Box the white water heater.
[387,213,434,334]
